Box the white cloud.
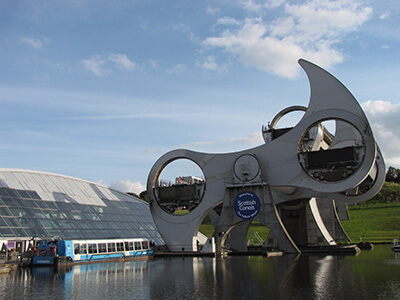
[149,59,159,68]
[204,0,372,79]
[81,53,137,76]
[206,6,221,15]
[216,17,240,26]
[242,0,285,12]
[81,55,111,76]
[361,100,400,169]
[173,23,200,43]
[21,37,43,49]
[198,56,220,71]
[265,0,285,9]
[108,53,136,70]
[109,180,145,195]
[166,63,190,74]
[242,0,263,13]
[228,131,264,145]
[145,148,158,153]
[362,100,399,115]
[380,11,390,20]
[179,141,216,149]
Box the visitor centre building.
[0,168,163,246]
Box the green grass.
[173,209,190,215]
[342,203,400,243]
[199,223,214,237]
[199,203,400,244]
[199,221,270,245]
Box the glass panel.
[34,201,49,209]
[0,217,7,227]
[38,219,55,228]
[79,243,87,254]
[47,229,62,237]
[12,198,25,207]
[6,189,18,198]
[128,242,134,251]
[17,190,31,199]
[107,243,116,252]
[95,222,106,229]
[0,228,14,237]
[24,199,39,208]
[24,227,41,236]
[0,207,11,216]
[77,221,90,229]
[8,207,27,217]
[12,228,28,237]
[45,202,57,209]
[72,214,82,220]
[134,241,142,250]
[58,220,73,229]
[108,222,119,230]
[27,191,41,199]
[98,243,107,253]
[32,210,45,218]
[88,243,97,254]
[4,218,20,227]
[2,198,16,207]
[74,243,80,254]
[0,188,9,197]
[142,241,148,249]
[116,242,124,252]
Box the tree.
[127,190,148,202]
[139,190,148,202]
[127,192,140,198]
[386,166,400,183]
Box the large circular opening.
[154,158,206,215]
[297,119,365,183]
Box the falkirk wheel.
[147,59,385,254]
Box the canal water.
[1,245,400,299]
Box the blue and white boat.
[32,238,154,266]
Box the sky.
[1,0,400,195]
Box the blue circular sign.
[234,192,261,219]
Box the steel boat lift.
[147,59,385,254]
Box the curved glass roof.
[0,169,163,245]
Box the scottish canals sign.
[234,192,260,219]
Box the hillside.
[365,181,400,204]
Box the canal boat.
[32,237,154,266]
[392,239,400,252]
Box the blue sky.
[1,0,400,194]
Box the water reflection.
[1,245,400,299]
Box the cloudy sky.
[1,0,399,194]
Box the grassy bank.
[199,221,270,243]
[199,203,400,244]
[341,203,400,243]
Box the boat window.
[74,243,80,255]
[79,244,87,254]
[135,241,142,250]
[98,243,107,253]
[107,243,116,252]
[88,243,98,254]
[116,242,124,252]
[125,242,134,251]
[142,241,148,249]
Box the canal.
[1,245,400,299]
